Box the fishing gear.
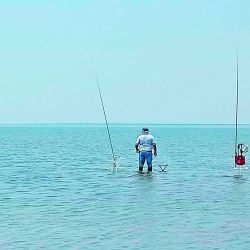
[234,54,248,177]
[95,75,117,171]
[159,164,168,172]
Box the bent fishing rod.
[95,75,117,171]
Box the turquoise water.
[0,124,250,250]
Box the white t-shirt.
[135,133,155,152]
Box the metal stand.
[112,159,118,171]
[159,164,168,172]
[234,144,248,178]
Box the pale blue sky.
[0,0,249,124]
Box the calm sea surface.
[0,124,250,250]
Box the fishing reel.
[235,144,248,166]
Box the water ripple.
[0,125,249,249]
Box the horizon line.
[0,122,249,126]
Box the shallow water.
[0,124,250,250]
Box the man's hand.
[136,150,139,153]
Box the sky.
[0,0,249,124]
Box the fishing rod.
[95,75,117,171]
[234,52,239,166]
[234,52,248,176]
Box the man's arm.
[135,137,140,153]
[135,143,139,153]
[153,143,157,157]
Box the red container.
[235,155,246,165]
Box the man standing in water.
[135,127,157,172]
